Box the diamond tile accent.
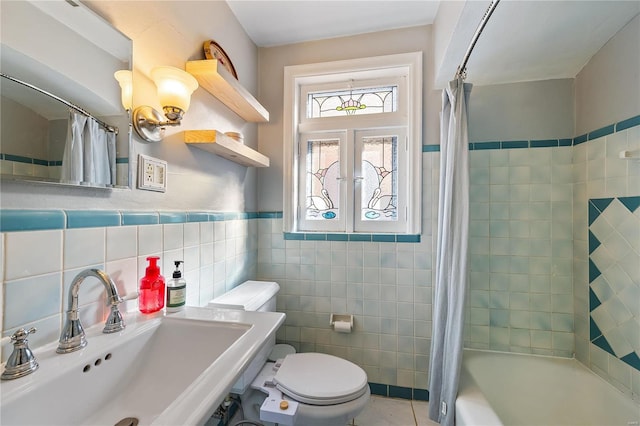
[619,196,640,213]
[589,197,640,372]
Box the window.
[283,53,422,234]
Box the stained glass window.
[307,86,397,118]
[285,52,422,234]
[304,138,340,221]
[360,136,397,221]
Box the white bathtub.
[456,350,640,426]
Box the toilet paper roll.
[333,320,352,333]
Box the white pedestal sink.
[1,307,285,425]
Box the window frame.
[283,52,422,235]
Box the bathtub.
[456,350,640,426]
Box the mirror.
[0,0,132,189]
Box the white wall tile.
[138,224,162,255]
[4,273,62,329]
[163,223,183,251]
[106,226,137,261]
[5,230,62,280]
[63,228,105,270]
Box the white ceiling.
[227,0,640,86]
[227,0,441,47]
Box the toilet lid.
[269,344,296,361]
[274,353,369,406]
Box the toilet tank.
[208,280,279,312]
[207,280,281,395]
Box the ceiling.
[227,0,640,87]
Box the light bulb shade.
[150,66,198,115]
[114,70,133,110]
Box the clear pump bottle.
[166,260,186,312]
[139,256,165,314]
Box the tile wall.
[255,153,438,396]
[0,211,258,363]
[463,116,640,399]
[465,145,575,356]
[573,121,640,399]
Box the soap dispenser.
[166,260,186,312]
[139,256,165,314]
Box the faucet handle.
[10,327,37,343]
[1,327,39,380]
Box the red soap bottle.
[139,256,165,314]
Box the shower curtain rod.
[455,0,501,80]
[1,73,118,134]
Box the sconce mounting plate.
[132,105,165,143]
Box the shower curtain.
[61,111,88,183]
[61,110,115,185]
[428,77,471,426]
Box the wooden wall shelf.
[186,60,269,122]
[184,130,269,168]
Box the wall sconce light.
[114,70,133,111]
[124,66,198,143]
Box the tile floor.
[351,396,439,426]
[223,395,439,426]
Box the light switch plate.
[137,154,167,192]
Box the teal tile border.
[502,140,529,149]
[121,211,159,226]
[530,139,558,148]
[473,141,501,150]
[305,233,326,241]
[368,382,429,401]
[0,209,286,232]
[429,114,640,153]
[588,124,615,140]
[284,232,421,243]
[159,212,188,223]
[616,115,640,132]
[66,210,121,229]
[372,234,396,242]
[0,210,66,232]
[349,234,372,242]
[397,234,421,243]
[573,134,588,145]
[3,154,37,164]
[258,212,283,218]
[284,232,304,240]
[1,155,130,165]
[422,144,440,152]
[187,212,209,222]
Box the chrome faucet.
[1,327,39,380]
[57,269,125,354]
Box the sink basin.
[1,307,285,425]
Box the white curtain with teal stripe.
[428,77,472,426]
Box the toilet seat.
[274,353,369,405]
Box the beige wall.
[468,79,575,142]
[256,26,435,212]
[575,14,640,135]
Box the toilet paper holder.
[330,314,353,331]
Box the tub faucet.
[57,269,125,354]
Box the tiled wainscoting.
[0,210,258,362]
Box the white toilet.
[208,280,370,426]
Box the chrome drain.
[114,417,139,426]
